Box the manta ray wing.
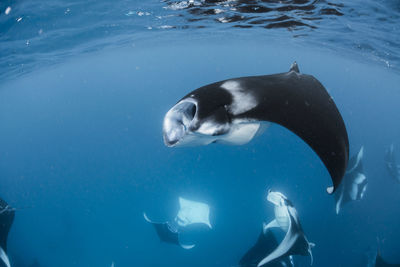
[175,197,212,229]
[240,228,293,267]
[0,247,10,267]
[335,147,367,214]
[143,213,195,249]
[385,144,400,182]
[258,206,294,267]
[163,63,349,194]
[0,198,15,252]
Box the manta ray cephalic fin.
[263,219,279,234]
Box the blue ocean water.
[0,1,400,267]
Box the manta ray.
[334,146,367,214]
[385,144,400,183]
[163,63,349,193]
[144,197,211,249]
[261,190,314,267]
[240,228,293,267]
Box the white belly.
[274,205,290,232]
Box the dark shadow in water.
[163,0,344,30]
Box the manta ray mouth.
[163,99,197,147]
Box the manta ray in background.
[334,146,367,214]
[385,144,400,183]
[239,228,293,267]
[261,190,315,267]
[163,62,349,194]
[0,198,15,267]
[144,197,211,249]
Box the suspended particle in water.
[5,6,11,15]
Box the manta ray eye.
[189,103,196,118]
[182,102,196,122]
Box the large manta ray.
[163,62,349,193]
[0,198,15,267]
[240,228,293,267]
[261,190,314,267]
[385,144,400,183]
[334,146,367,214]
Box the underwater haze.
[1,0,400,267]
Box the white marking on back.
[221,80,257,115]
